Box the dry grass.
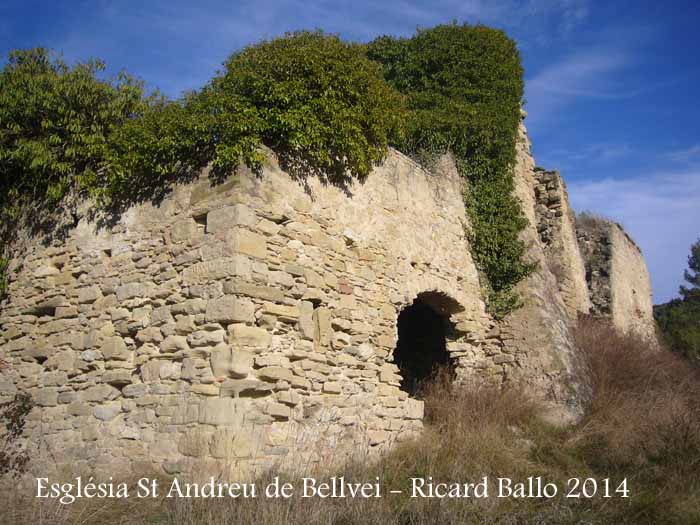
[2,318,700,524]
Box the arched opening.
[393,293,458,397]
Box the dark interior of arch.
[393,296,455,396]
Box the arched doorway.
[393,292,458,396]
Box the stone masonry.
[533,168,591,320]
[577,215,656,342]
[0,117,657,477]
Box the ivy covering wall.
[367,24,535,315]
[0,25,533,315]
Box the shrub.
[216,30,405,185]
[0,48,147,221]
[655,238,700,363]
[367,24,535,316]
[571,317,700,521]
[2,33,404,218]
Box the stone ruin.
[0,118,657,477]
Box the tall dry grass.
[2,317,700,524]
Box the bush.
[3,28,534,320]
[216,31,405,185]
[367,24,535,316]
[0,48,147,220]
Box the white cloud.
[666,144,700,163]
[524,50,635,127]
[568,169,700,303]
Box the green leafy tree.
[101,31,405,203]
[655,238,700,362]
[0,48,147,219]
[217,30,405,185]
[680,238,700,301]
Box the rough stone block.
[220,379,273,398]
[94,403,121,421]
[205,296,255,324]
[82,384,120,402]
[257,366,293,383]
[160,335,189,353]
[227,228,267,259]
[223,281,285,302]
[198,398,245,425]
[227,324,272,348]
[116,282,153,301]
[266,402,291,420]
[313,307,332,346]
[322,381,342,394]
[210,344,232,378]
[230,350,254,378]
[36,387,58,407]
[298,301,314,340]
[261,303,299,323]
[101,336,130,361]
[78,286,102,304]
[182,257,252,285]
[171,218,198,243]
[207,204,257,233]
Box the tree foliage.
[0,48,147,219]
[680,238,700,301]
[217,31,405,185]
[367,24,534,316]
[655,238,700,363]
[1,27,534,318]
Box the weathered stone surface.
[227,228,267,259]
[205,296,255,324]
[183,257,252,285]
[313,307,332,346]
[207,204,256,233]
[0,125,656,479]
[257,366,293,383]
[94,403,121,421]
[223,281,285,302]
[101,336,130,361]
[199,398,245,425]
[227,324,272,348]
[171,218,198,243]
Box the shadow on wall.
[393,292,461,396]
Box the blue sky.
[1,0,698,303]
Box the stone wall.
[0,117,656,477]
[0,148,510,477]
[577,216,656,342]
[490,121,589,422]
[533,168,591,320]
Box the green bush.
[367,24,535,316]
[216,30,404,185]
[2,28,534,318]
[0,48,147,220]
[655,239,700,363]
[2,33,403,212]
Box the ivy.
[1,27,534,318]
[367,24,536,316]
